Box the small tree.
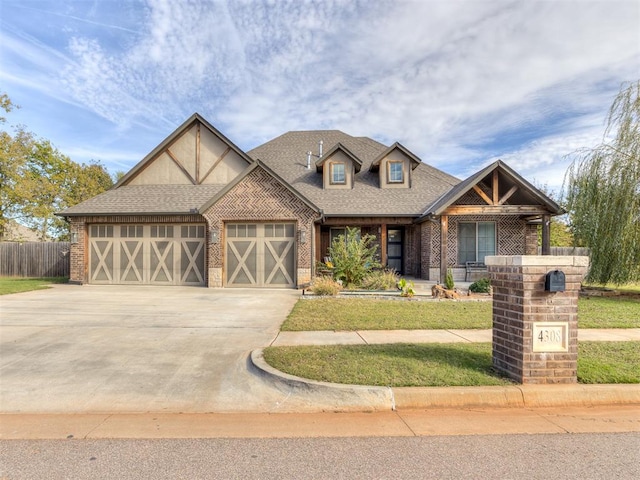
[329,227,380,287]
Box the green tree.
[564,81,640,284]
[329,227,380,287]
[537,217,575,247]
[0,93,113,240]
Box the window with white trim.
[330,162,346,185]
[388,161,404,183]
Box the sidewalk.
[271,328,640,346]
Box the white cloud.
[1,0,639,181]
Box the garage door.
[225,223,296,287]
[89,224,206,286]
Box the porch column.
[314,223,322,264]
[380,224,387,267]
[541,214,551,255]
[440,215,448,283]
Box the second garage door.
[225,223,296,287]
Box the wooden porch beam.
[444,205,549,215]
[380,224,387,268]
[492,170,499,205]
[473,185,494,205]
[498,185,518,205]
[541,214,551,255]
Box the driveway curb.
[252,350,640,411]
[250,350,394,412]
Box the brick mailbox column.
[484,256,589,384]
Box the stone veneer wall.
[202,168,320,287]
[485,256,589,384]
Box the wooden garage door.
[88,224,205,286]
[225,223,296,288]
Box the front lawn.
[263,341,640,387]
[0,277,68,295]
[283,298,492,331]
[282,296,640,331]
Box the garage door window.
[151,225,174,238]
[121,225,143,238]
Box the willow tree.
[564,81,640,285]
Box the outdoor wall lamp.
[70,231,78,244]
[299,229,307,244]
[210,227,220,244]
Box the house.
[1,220,42,242]
[59,113,562,288]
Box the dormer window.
[388,161,404,183]
[330,162,346,185]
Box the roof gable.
[315,143,363,173]
[199,160,320,214]
[369,142,421,172]
[419,160,563,219]
[117,113,253,187]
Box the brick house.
[59,113,562,288]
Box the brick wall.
[202,168,320,287]
[486,256,588,384]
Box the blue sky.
[1,0,639,193]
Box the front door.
[387,228,403,273]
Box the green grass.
[283,296,640,331]
[0,277,68,295]
[283,298,492,331]
[263,341,640,387]
[577,342,640,383]
[577,296,640,328]
[584,282,640,294]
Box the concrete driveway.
[0,284,304,413]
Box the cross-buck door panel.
[88,224,205,286]
[225,223,296,288]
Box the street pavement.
[2,432,639,479]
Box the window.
[151,225,174,238]
[91,225,114,238]
[388,161,404,183]
[458,222,495,264]
[330,162,346,184]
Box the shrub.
[397,278,415,297]
[311,276,342,296]
[469,277,491,293]
[445,268,455,290]
[361,269,399,290]
[329,227,380,287]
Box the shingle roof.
[248,130,460,216]
[59,184,225,216]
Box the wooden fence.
[537,246,590,256]
[0,242,70,277]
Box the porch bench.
[465,261,487,282]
